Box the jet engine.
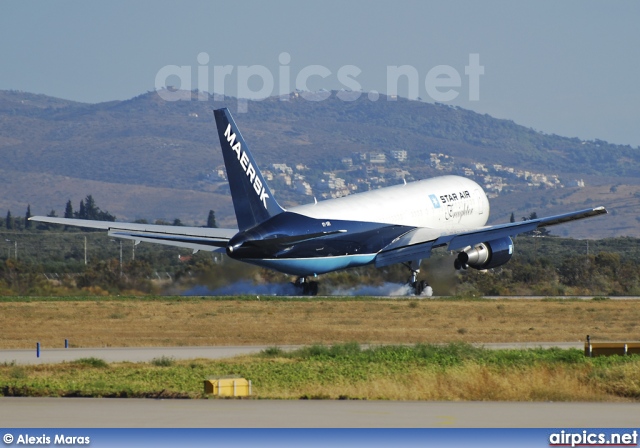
[454,236,514,270]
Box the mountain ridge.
[0,89,637,236]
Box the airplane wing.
[29,216,238,253]
[375,206,607,268]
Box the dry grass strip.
[1,298,639,349]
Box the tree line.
[2,205,33,231]
[2,195,218,230]
[1,235,639,297]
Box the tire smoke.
[183,281,433,297]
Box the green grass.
[72,357,108,368]
[151,356,175,367]
[262,342,592,367]
[1,344,639,400]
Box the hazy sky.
[1,0,639,147]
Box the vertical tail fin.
[214,108,284,231]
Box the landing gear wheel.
[294,277,319,296]
[403,260,431,296]
[410,280,431,296]
[415,280,426,295]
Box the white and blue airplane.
[31,108,607,295]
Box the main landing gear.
[293,276,319,296]
[405,260,432,296]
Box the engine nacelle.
[455,237,514,270]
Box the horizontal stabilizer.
[30,216,237,252]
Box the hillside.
[0,89,637,236]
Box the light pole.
[110,239,123,277]
[5,239,16,260]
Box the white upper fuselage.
[290,175,490,233]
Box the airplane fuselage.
[226,175,490,276]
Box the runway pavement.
[0,398,638,428]
[0,346,289,365]
[0,342,584,365]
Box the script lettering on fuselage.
[446,202,474,222]
[437,190,474,223]
[224,124,270,209]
